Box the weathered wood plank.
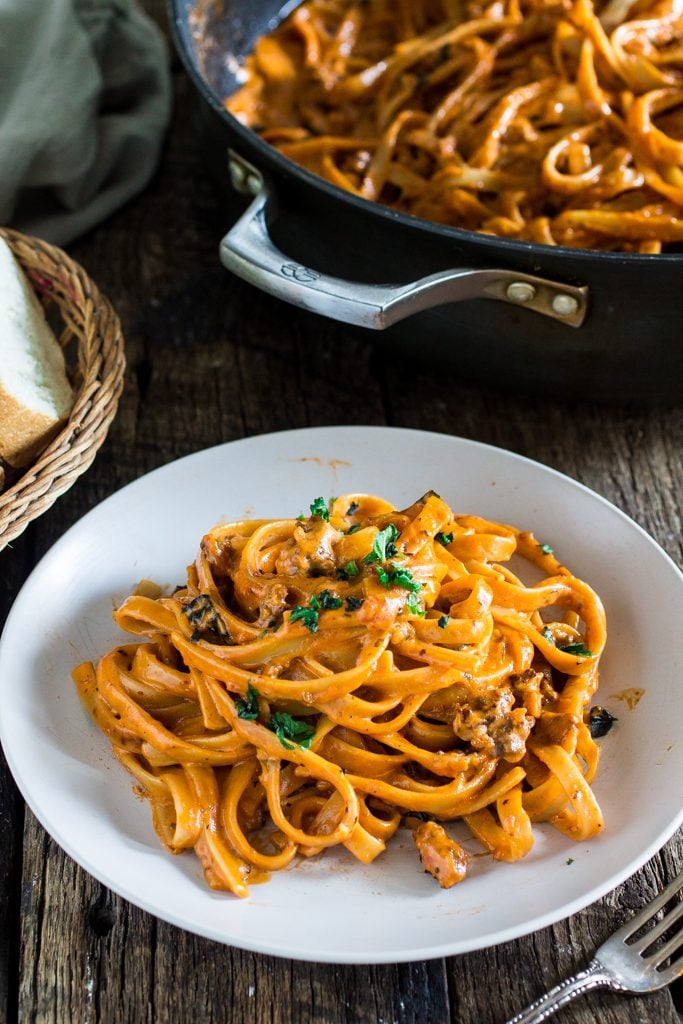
[151,935,450,1024]
[0,749,21,1024]
[17,811,155,1024]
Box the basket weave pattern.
[0,229,125,550]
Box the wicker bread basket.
[0,229,125,551]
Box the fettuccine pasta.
[226,0,683,252]
[73,491,607,896]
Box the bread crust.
[0,385,66,467]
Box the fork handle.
[503,959,620,1023]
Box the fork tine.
[651,926,683,969]
[610,870,683,944]
[650,951,683,987]
[627,891,683,956]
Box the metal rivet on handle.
[506,281,536,304]
[229,158,246,190]
[552,293,579,317]
[245,173,262,196]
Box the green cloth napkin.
[0,0,171,244]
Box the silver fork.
[503,868,683,1023]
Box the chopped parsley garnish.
[438,615,449,629]
[541,626,592,657]
[566,857,574,866]
[376,563,421,593]
[539,542,554,555]
[296,513,306,521]
[391,566,420,591]
[338,560,359,580]
[376,566,390,587]
[290,599,319,632]
[345,596,364,611]
[347,523,362,534]
[235,682,260,720]
[268,711,316,750]
[290,591,342,630]
[309,496,331,521]
[363,523,400,564]
[346,501,359,515]
[405,591,426,616]
[589,705,617,738]
[235,686,316,749]
[560,641,593,657]
[435,531,454,546]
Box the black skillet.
[169,0,683,405]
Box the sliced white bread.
[0,237,74,467]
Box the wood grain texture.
[0,3,681,1023]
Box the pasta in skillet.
[73,491,607,896]
[226,0,683,252]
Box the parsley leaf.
[405,592,425,616]
[337,560,359,581]
[376,563,421,593]
[560,641,593,657]
[290,590,343,630]
[290,601,319,632]
[268,711,316,750]
[347,523,361,535]
[539,542,554,555]
[438,615,449,629]
[435,531,454,546]
[389,565,420,591]
[540,627,592,657]
[235,682,260,720]
[363,524,400,564]
[309,496,330,522]
[345,596,364,611]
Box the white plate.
[1,426,682,964]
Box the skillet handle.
[220,152,588,329]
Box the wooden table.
[1,5,681,1022]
